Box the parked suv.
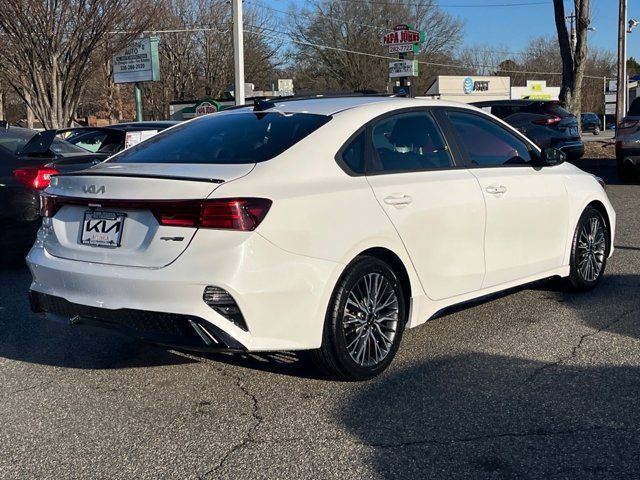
[615,97,640,182]
[472,100,584,160]
[581,112,601,135]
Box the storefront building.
[422,75,511,103]
[422,76,560,103]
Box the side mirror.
[533,147,565,167]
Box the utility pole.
[134,83,143,122]
[616,0,628,124]
[232,0,245,106]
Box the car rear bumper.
[27,229,342,352]
[29,290,247,351]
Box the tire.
[617,156,638,183]
[593,127,600,136]
[311,256,406,381]
[565,206,609,291]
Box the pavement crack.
[3,380,52,398]
[194,364,263,479]
[525,307,639,383]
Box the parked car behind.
[614,97,640,182]
[0,125,107,265]
[472,100,584,160]
[61,121,179,155]
[581,112,601,135]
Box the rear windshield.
[528,102,573,117]
[109,112,331,164]
[0,129,36,155]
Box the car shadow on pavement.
[338,352,640,479]
[336,274,640,478]
[0,267,195,370]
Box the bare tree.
[292,0,462,92]
[552,0,590,117]
[0,0,156,129]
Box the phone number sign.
[113,37,161,84]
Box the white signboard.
[605,93,617,104]
[605,103,616,115]
[388,44,414,54]
[124,130,158,149]
[113,38,159,84]
[389,60,418,78]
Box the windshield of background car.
[109,112,332,164]
[64,130,110,152]
[50,138,89,154]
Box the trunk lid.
[42,163,254,268]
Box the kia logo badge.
[83,184,106,194]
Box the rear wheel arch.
[349,247,412,323]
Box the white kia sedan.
[27,97,615,380]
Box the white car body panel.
[27,97,616,352]
[366,169,486,300]
[470,165,569,287]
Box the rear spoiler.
[55,170,225,184]
[18,129,58,156]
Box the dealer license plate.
[81,210,126,248]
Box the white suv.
[27,97,615,380]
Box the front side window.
[445,110,532,167]
[109,112,331,164]
[370,111,452,173]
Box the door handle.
[384,194,413,206]
[485,185,507,195]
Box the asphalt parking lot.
[1,158,638,479]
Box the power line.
[249,0,531,58]
[246,25,608,80]
[112,24,607,82]
[334,0,551,7]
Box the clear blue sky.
[280,0,639,61]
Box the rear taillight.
[157,198,272,231]
[533,116,562,126]
[39,195,272,230]
[13,166,59,190]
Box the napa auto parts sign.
[382,24,422,46]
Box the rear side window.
[340,132,366,174]
[110,112,331,164]
[445,110,532,167]
[370,111,452,173]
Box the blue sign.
[463,77,474,95]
